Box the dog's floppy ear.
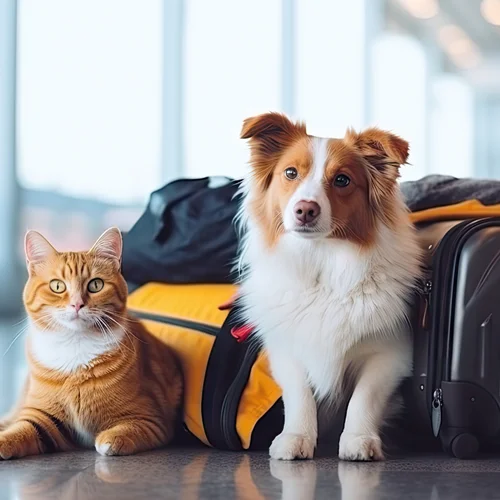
[345,127,409,180]
[241,112,306,189]
[240,112,306,150]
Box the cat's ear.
[24,230,57,266]
[88,227,122,265]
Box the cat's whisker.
[4,325,45,359]
[94,317,107,338]
[3,330,27,357]
[27,314,61,337]
[38,316,59,335]
[106,309,142,325]
[90,308,135,343]
[94,316,110,338]
[112,332,134,356]
[94,318,114,350]
[100,311,146,345]
[2,314,53,358]
[10,316,28,328]
[94,315,135,356]
[93,317,119,355]
[124,316,141,324]
[32,315,56,329]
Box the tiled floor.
[3,320,500,499]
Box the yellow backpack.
[127,283,282,450]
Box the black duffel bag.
[122,176,242,286]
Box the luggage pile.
[123,174,500,458]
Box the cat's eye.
[87,278,104,293]
[284,167,298,180]
[49,279,66,294]
[333,174,351,188]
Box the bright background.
[1,0,500,314]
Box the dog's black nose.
[294,200,320,225]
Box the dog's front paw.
[338,433,384,461]
[269,433,315,460]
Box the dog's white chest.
[241,230,418,399]
[250,285,361,395]
[243,248,412,398]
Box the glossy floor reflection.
[2,449,500,500]
[3,320,500,499]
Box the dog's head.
[240,112,409,248]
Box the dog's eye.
[333,174,350,188]
[284,167,298,180]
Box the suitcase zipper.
[130,310,219,336]
[419,274,442,436]
[426,219,473,437]
[421,278,433,329]
[432,388,443,437]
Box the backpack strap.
[201,306,259,450]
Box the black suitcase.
[406,217,500,458]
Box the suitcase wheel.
[450,433,479,459]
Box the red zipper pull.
[230,324,253,343]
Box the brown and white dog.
[236,112,422,461]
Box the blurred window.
[183,0,282,179]
[17,0,162,249]
[372,33,428,182]
[295,0,367,136]
[430,74,474,178]
[15,0,482,255]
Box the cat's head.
[23,227,128,333]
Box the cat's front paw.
[95,434,136,456]
[269,433,315,460]
[0,435,17,460]
[338,432,384,461]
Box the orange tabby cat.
[0,227,182,460]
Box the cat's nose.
[71,301,84,313]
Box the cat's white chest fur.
[28,322,123,373]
